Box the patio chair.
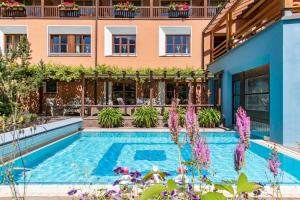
[117,98,128,115]
[45,98,60,116]
[63,97,81,116]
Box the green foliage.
[142,171,169,182]
[214,173,262,198]
[98,108,123,128]
[133,106,158,128]
[0,36,43,117]
[163,107,186,127]
[24,64,204,82]
[140,180,178,200]
[140,184,165,200]
[201,192,227,200]
[198,108,221,128]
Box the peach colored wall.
[0,19,211,69]
[97,19,210,69]
[0,19,96,67]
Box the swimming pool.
[3,131,300,185]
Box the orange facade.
[0,18,211,69]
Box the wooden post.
[204,0,208,18]
[41,0,44,17]
[226,11,232,50]
[193,78,197,104]
[94,72,98,105]
[150,71,153,107]
[150,0,153,18]
[81,73,85,117]
[210,32,214,62]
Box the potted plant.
[168,2,189,18]
[58,0,80,17]
[0,0,26,17]
[113,1,136,18]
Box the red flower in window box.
[168,2,189,18]
[0,0,25,10]
[58,0,79,10]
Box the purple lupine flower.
[236,107,251,148]
[105,189,117,197]
[113,167,124,174]
[130,170,141,178]
[67,189,77,196]
[194,137,211,168]
[268,146,281,177]
[79,193,87,200]
[168,98,180,144]
[112,179,121,186]
[185,103,199,144]
[234,143,245,171]
[186,191,200,200]
[161,191,168,197]
[113,166,129,175]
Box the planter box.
[59,9,80,17]
[114,10,135,18]
[1,8,26,17]
[168,10,189,18]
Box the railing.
[44,6,59,17]
[0,6,219,18]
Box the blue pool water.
[4,131,300,185]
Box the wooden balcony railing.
[0,6,220,18]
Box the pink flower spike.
[268,146,281,177]
[236,107,251,148]
[194,137,211,169]
[234,143,245,172]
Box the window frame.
[112,34,136,56]
[4,34,26,54]
[49,34,91,56]
[44,80,58,94]
[165,34,191,56]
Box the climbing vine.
[29,62,204,82]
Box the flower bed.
[58,1,80,17]
[168,2,189,18]
[0,1,26,17]
[113,1,136,18]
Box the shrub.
[198,108,221,128]
[163,107,186,127]
[133,106,158,128]
[98,108,123,128]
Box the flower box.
[0,1,26,17]
[168,3,189,18]
[58,1,80,17]
[1,7,26,17]
[114,10,135,18]
[59,9,80,17]
[168,10,189,18]
[113,2,136,18]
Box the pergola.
[77,70,214,116]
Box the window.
[50,34,91,54]
[112,82,136,105]
[166,35,190,55]
[165,82,188,104]
[44,81,57,93]
[112,35,136,55]
[245,75,269,112]
[4,34,26,53]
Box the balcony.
[0,5,220,19]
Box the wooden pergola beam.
[81,73,85,117]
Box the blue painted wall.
[208,20,288,145]
[282,18,300,146]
